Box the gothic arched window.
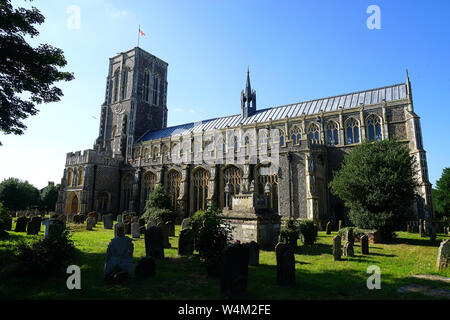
[67,168,73,187]
[167,170,181,210]
[345,118,360,144]
[152,146,159,161]
[113,69,120,102]
[193,167,209,212]
[326,121,339,146]
[120,68,128,100]
[142,171,157,203]
[77,166,84,186]
[257,163,278,211]
[223,165,242,208]
[152,74,160,105]
[307,123,320,144]
[143,69,150,102]
[122,173,133,212]
[279,129,286,147]
[366,114,382,141]
[290,126,301,145]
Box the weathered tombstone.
[145,226,164,259]
[88,211,99,224]
[103,214,113,229]
[220,243,249,297]
[406,223,411,233]
[117,214,123,224]
[158,222,171,248]
[124,221,131,235]
[167,221,175,237]
[338,220,343,230]
[114,218,124,238]
[26,216,41,235]
[325,221,331,235]
[333,235,342,261]
[15,217,29,232]
[346,228,354,245]
[343,241,354,257]
[181,218,191,231]
[131,221,140,239]
[436,239,450,271]
[86,217,96,231]
[247,241,260,266]
[360,234,369,255]
[103,226,134,281]
[42,219,51,239]
[135,256,156,277]
[178,228,194,256]
[275,243,295,286]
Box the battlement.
[65,149,122,167]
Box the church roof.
[137,83,407,142]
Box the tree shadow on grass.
[294,243,333,256]
[394,237,442,248]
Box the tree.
[329,139,417,240]
[0,0,74,138]
[433,167,450,218]
[141,184,175,223]
[40,183,60,212]
[0,177,40,211]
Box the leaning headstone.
[181,218,191,231]
[275,243,295,286]
[247,241,260,266]
[26,217,41,235]
[338,220,343,230]
[343,241,354,257]
[436,239,450,271]
[86,217,96,231]
[104,228,134,281]
[360,235,369,255]
[15,217,29,232]
[178,229,194,256]
[333,235,342,261]
[145,226,164,259]
[135,256,156,277]
[221,243,249,297]
[326,221,331,235]
[158,222,171,248]
[131,221,141,239]
[103,214,113,229]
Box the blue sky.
[0,0,449,189]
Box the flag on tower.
[139,27,146,37]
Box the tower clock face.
[113,103,125,114]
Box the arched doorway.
[66,192,79,214]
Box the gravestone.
[407,223,411,233]
[325,221,331,235]
[15,217,29,232]
[360,234,369,255]
[436,239,450,271]
[26,217,41,235]
[178,228,194,256]
[220,243,249,297]
[103,214,113,229]
[181,218,191,231]
[135,256,156,277]
[338,220,343,230]
[103,229,134,281]
[247,241,260,266]
[88,211,99,224]
[275,243,295,286]
[42,219,52,239]
[145,226,164,259]
[343,241,354,257]
[114,218,124,238]
[124,221,131,235]
[167,221,175,237]
[158,222,171,248]
[86,217,96,231]
[117,214,123,224]
[131,221,141,239]
[333,235,342,261]
[346,228,354,245]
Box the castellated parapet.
[65,149,122,167]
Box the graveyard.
[0,217,449,300]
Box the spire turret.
[241,67,256,118]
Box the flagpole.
[138,24,140,48]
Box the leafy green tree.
[329,139,417,240]
[0,0,74,139]
[142,184,175,223]
[433,167,450,218]
[0,177,40,211]
[40,183,60,212]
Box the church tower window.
[113,69,120,102]
[67,168,73,187]
[77,166,84,186]
[143,69,150,102]
[152,74,160,105]
[120,68,128,100]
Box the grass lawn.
[0,220,449,300]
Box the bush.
[0,202,11,231]
[15,223,76,275]
[298,220,317,245]
[190,206,232,277]
[147,208,176,225]
[142,184,175,224]
[279,218,299,247]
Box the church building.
[56,47,434,235]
